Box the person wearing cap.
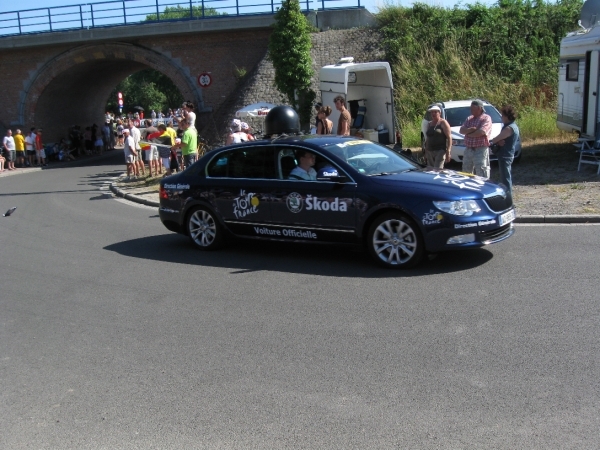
[122,128,138,180]
[241,122,255,141]
[424,105,452,168]
[226,119,249,145]
[459,99,492,178]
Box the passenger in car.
[289,149,317,180]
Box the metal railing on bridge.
[0,0,362,37]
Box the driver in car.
[289,150,317,181]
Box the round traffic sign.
[197,72,212,88]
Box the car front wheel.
[367,212,424,269]
[187,206,223,250]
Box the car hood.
[368,168,506,199]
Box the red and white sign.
[197,72,212,88]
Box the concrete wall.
[204,27,384,142]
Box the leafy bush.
[268,0,315,129]
[106,69,183,114]
[145,5,221,20]
[377,0,583,134]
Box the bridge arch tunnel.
[21,43,203,142]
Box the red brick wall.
[0,29,271,141]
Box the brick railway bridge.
[0,1,375,142]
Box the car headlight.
[433,200,481,216]
[452,138,464,146]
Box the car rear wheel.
[187,206,223,250]
[367,212,424,269]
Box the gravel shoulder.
[410,139,600,215]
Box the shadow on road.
[104,234,493,277]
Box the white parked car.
[420,100,522,163]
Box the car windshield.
[444,106,502,127]
[319,140,418,176]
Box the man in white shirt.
[24,130,35,167]
[3,129,16,171]
[128,119,145,177]
[289,149,317,181]
[182,101,196,129]
[122,129,138,180]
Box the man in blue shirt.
[289,149,317,180]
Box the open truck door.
[319,58,395,145]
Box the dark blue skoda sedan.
[159,135,515,268]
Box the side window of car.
[207,147,277,179]
[206,152,229,177]
[278,147,349,182]
[278,148,297,179]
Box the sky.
[0,0,497,15]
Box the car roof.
[216,134,364,150]
[433,100,492,109]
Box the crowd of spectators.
[1,104,199,174]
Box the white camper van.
[557,0,600,137]
[319,58,396,145]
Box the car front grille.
[484,195,512,212]
[479,224,512,242]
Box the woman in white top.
[226,119,250,145]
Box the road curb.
[110,180,160,208]
[516,214,600,224]
[110,182,600,223]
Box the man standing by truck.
[334,96,351,136]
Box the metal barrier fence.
[0,0,362,37]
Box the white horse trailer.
[557,0,600,137]
[319,58,396,145]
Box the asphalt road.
[1,153,599,449]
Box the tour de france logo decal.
[233,189,260,219]
[287,192,303,213]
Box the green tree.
[145,5,221,21]
[376,0,583,124]
[106,69,183,114]
[268,0,314,129]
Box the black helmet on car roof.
[264,105,300,136]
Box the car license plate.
[499,209,516,226]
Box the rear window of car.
[444,106,502,127]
